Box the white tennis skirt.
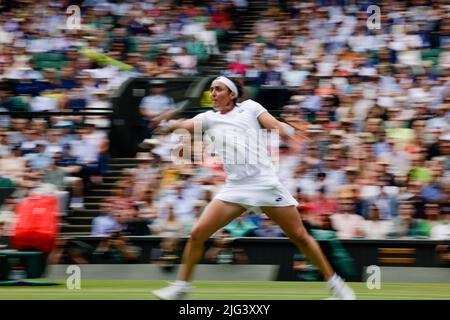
[214,176,298,208]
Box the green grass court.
[0,281,449,300]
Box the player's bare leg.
[262,205,356,300]
[152,199,246,300]
[178,199,246,281]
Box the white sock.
[327,273,342,290]
[174,280,189,287]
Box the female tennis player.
[152,76,355,300]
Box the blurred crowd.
[0,0,241,99]
[0,0,449,248]
[118,0,450,242]
[225,0,449,84]
[0,0,242,234]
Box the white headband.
[214,76,238,98]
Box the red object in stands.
[10,196,59,253]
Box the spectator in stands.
[224,214,258,237]
[397,179,426,220]
[59,66,77,90]
[227,57,247,76]
[320,155,346,193]
[197,22,221,55]
[91,203,122,237]
[0,145,27,186]
[330,189,366,239]
[172,46,198,76]
[65,87,87,112]
[24,143,52,171]
[0,131,10,157]
[120,205,151,236]
[388,201,429,239]
[53,145,85,210]
[110,182,135,214]
[149,204,184,267]
[258,60,283,86]
[182,199,206,236]
[44,128,65,156]
[408,146,433,185]
[41,154,69,216]
[93,231,141,264]
[19,128,42,155]
[69,123,109,188]
[139,80,177,138]
[429,205,450,240]
[129,152,159,202]
[86,89,112,111]
[303,187,338,228]
[136,188,159,225]
[157,180,199,223]
[363,204,393,239]
[205,229,249,264]
[372,186,398,221]
[254,216,284,237]
[47,238,93,265]
[151,204,184,239]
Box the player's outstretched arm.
[158,118,198,134]
[257,112,309,140]
[152,107,181,125]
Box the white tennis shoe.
[152,281,192,300]
[327,276,356,300]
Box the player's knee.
[189,227,208,244]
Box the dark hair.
[317,172,326,179]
